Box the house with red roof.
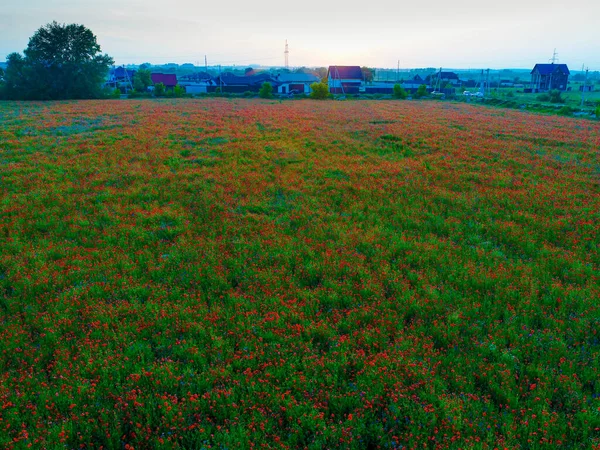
[151,73,178,90]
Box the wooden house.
[151,73,178,90]
[530,64,570,92]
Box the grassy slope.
[0,99,599,449]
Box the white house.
[273,73,320,94]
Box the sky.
[1,0,599,70]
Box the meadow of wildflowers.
[0,98,598,449]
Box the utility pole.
[205,55,208,73]
[581,66,589,108]
[284,40,289,69]
[219,64,222,92]
[486,68,490,96]
[397,60,400,83]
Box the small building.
[273,73,320,94]
[579,84,594,92]
[178,72,212,94]
[151,73,178,90]
[327,66,363,94]
[530,64,570,92]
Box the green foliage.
[549,89,565,103]
[595,105,600,118]
[393,84,408,99]
[310,82,330,99]
[557,105,572,116]
[153,82,165,97]
[537,93,551,102]
[414,84,428,98]
[215,87,222,94]
[2,21,113,100]
[133,68,152,92]
[259,82,273,99]
[173,85,186,98]
[110,88,121,99]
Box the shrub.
[215,87,221,95]
[393,84,408,99]
[243,91,254,97]
[506,91,515,98]
[111,88,121,99]
[154,82,165,97]
[310,82,330,100]
[595,105,600,118]
[259,82,273,99]
[173,85,185,98]
[549,90,564,104]
[414,84,428,99]
[537,93,550,102]
[557,105,572,116]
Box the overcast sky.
[1,0,599,70]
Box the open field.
[0,99,599,448]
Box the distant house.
[579,84,594,92]
[274,73,320,94]
[106,66,136,91]
[530,64,570,92]
[151,73,178,90]
[402,75,429,92]
[327,66,363,94]
[428,71,461,88]
[178,72,213,94]
[500,79,514,87]
[210,72,276,93]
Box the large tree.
[3,21,113,100]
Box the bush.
[595,105,600,118]
[111,88,121,99]
[414,84,428,99]
[259,82,273,99]
[557,105,572,116]
[154,82,165,97]
[128,90,151,99]
[393,84,408,99]
[537,93,550,102]
[173,85,185,98]
[215,87,221,95]
[549,89,564,104]
[310,82,330,99]
[506,91,515,98]
[243,91,254,97]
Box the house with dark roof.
[106,66,136,91]
[402,75,430,92]
[327,66,363,94]
[427,71,461,88]
[530,64,570,91]
[151,73,178,89]
[274,73,320,94]
[210,72,276,93]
